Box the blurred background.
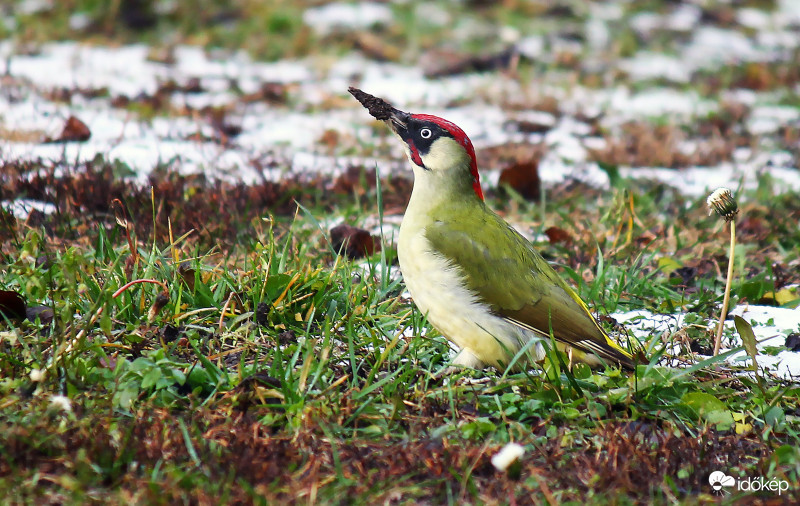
[2,0,799,217]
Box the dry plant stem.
[112,278,168,298]
[713,221,736,356]
[218,291,235,333]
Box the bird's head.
[349,87,484,201]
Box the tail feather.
[575,338,639,371]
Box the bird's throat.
[406,140,425,168]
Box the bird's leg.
[435,348,485,379]
[452,348,485,369]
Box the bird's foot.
[432,349,485,381]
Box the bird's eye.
[420,128,432,139]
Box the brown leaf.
[786,333,800,352]
[544,226,572,245]
[25,305,54,325]
[277,330,296,344]
[635,229,657,246]
[147,293,170,321]
[772,262,794,290]
[498,160,541,200]
[422,47,518,78]
[25,208,46,228]
[242,82,289,104]
[50,116,91,142]
[161,324,182,343]
[330,166,375,196]
[98,354,118,369]
[513,119,553,134]
[351,31,401,61]
[255,302,269,327]
[0,290,26,320]
[179,262,196,291]
[330,224,380,259]
[318,129,340,154]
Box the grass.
[2,0,800,503]
[1,159,799,503]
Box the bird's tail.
[574,336,641,371]
[562,285,645,371]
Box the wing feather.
[424,210,637,369]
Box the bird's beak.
[387,108,411,139]
[348,87,412,138]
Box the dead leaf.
[147,293,170,321]
[422,47,518,78]
[785,333,800,352]
[544,226,572,245]
[161,324,182,343]
[0,290,26,320]
[25,305,54,325]
[47,116,91,142]
[318,129,340,154]
[178,262,196,291]
[242,82,289,104]
[351,31,401,61]
[499,160,541,200]
[330,224,380,259]
[330,166,375,196]
[255,302,269,327]
[635,229,657,246]
[512,119,553,134]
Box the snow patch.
[613,306,799,380]
[303,2,394,35]
[2,198,57,219]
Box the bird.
[349,87,640,371]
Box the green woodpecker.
[350,87,638,371]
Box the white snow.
[726,305,800,380]
[516,36,545,59]
[685,27,763,67]
[2,38,797,200]
[303,2,394,35]
[612,310,688,339]
[613,306,799,381]
[747,105,800,135]
[1,198,57,219]
[608,88,716,119]
[620,163,800,198]
[619,53,691,83]
[736,8,773,31]
[17,0,52,16]
[667,4,702,32]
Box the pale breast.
[397,227,544,368]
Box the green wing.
[424,210,635,368]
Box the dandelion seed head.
[707,187,739,222]
[49,394,72,413]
